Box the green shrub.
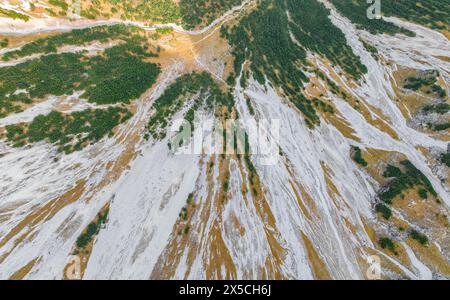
[351,146,368,167]
[441,153,450,167]
[76,209,109,249]
[410,229,429,246]
[379,237,396,254]
[418,189,428,199]
[433,123,450,131]
[183,225,190,235]
[186,193,194,205]
[431,85,447,98]
[0,8,29,21]
[49,0,69,11]
[375,203,392,220]
[422,102,450,115]
[0,39,8,48]
[179,207,188,221]
[404,76,436,91]
[383,165,402,178]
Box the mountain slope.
[0,0,449,280]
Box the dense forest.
[1,0,242,27]
[330,0,414,36]
[0,27,160,117]
[222,0,367,126]
[180,0,243,29]
[0,24,161,152]
[331,0,450,33]
[5,107,132,153]
[79,0,180,23]
[2,25,142,61]
[0,45,159,115]
[147,72,233,140]
[76,0,243,29]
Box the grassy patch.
[0,8,29,22]
[48,0,69,15]
[49,0,69,10]
[155,27,174,35]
